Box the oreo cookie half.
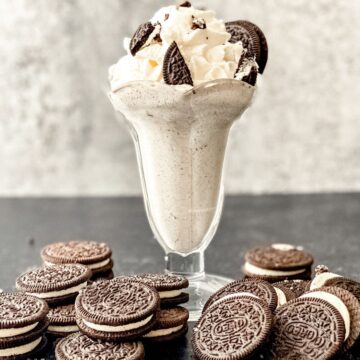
[41,240,113,278]
[163,41,193,86]
[55,332,145,360]
[143,306,188,343]
[303,286,360,351]
[126,273,189,308]
[75,279,159,341]
[269,297,345,359]
[193,294,272,359]
[203,278,278,313]
[16,264,92,305]
[244,243,313,282]
[47,304,78,337]
[129,22,156,56]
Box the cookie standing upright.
[192,294,273,360]
[16,264,92,305]
[243,243,313,282]
[55,332,145,360]
[269,297,345,359]
[0,293,49,359]
[75,278,159,341]
[41,240,113,280]
[127,273,189,307]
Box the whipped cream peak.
[109,4,257,90]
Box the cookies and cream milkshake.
[109,2,267,254]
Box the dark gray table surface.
[1,194,360,359]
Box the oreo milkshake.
[109,2,267,317]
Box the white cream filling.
[48,324,79,333]
[83,315,153,332]
[143,324,184,338]
[301,291,350,340]
[244,262,307,277]
[28,282,87,299]
[0,322,38,338]
[274,287,287,308]
[45,258,111,270]
[309,272,342,290]
[159,289,182,299]
[272,243,297,251]
[0,337,41,356]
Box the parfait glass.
[109,79,255,320]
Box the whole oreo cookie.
[75,278,159,341]
[203,278,278,313]
[41,240,113,278]
[192,294,272,359]
[126,273,189,308]
[143,306,188,343]
[16,264,92,305]
[244,243,313,282]
[163,41,193,86]
[47,304,78,337]
[55,332,145,360]
[303,286,360,351]
[269,297,345,359]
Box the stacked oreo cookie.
[0,293,49,358]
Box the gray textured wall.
[0,0,360,195]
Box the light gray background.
[0,0,359,196]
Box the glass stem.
[165,251,205,279]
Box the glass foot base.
[184,273,233,321]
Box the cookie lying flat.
[127,273,189,308]
[273,279,310,298]
[303,286,360,351]
[203,278,278,313]
[47,304,78,337]
[75,279,159,341]
[16,264,91,305]
[244,243,313,282]
[55,332,145,360]
[269,297,345,359]
[192,294,272,360]
[143,306,188,343]
[0,293,48,359]
[41,240,113,279]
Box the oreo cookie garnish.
[163,41,193,86]
[191,16,206,30]
[225,20,268,74]
[242,66,258,86]
[129,22,155,56]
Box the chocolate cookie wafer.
[47,304,78,337]
[244,243,313,282]
[203,278,278,313]
[269,297,345,359]
[273,279,310,298]
[55,332,145,360]
[302,286,360,351]
[193,294,272,359]
[41,240,113,279]
[126,273,189,308]
[75,278,159,341]
[143,306,188,343]
[273,284,295,308]
[16,264,91,305]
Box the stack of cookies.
[0,293,49,358]
[192,243,360,359]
